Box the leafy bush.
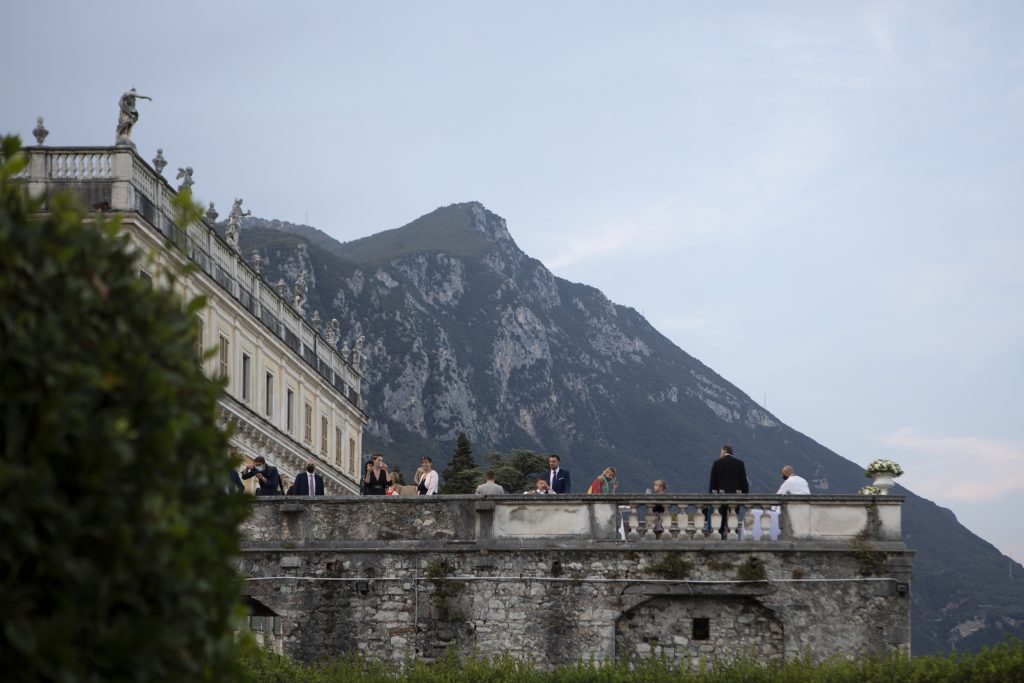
[0,136,250,682]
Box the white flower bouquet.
[865,459,904,478]
[858,485,883,495]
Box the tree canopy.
[440,431,478,493]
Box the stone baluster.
[726,507,740,541]
[692,504,706,541]
[664,504,679,540]
[635,504,649,540]
[708,505,722,540]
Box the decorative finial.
[276,278,287,298]
[312,310,322,329]
[32,116,49,146]
[153,148,167,175]
[175,166,194,193]
[251,250,262,275]
[292,270,307,315]
[115,87,152,147]
[341,341,351,362]
[205,201,218,223]
[225,198,250,251]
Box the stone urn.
[872,474,895,494]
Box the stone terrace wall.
[238,496,912,668]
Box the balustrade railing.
[47,149,114,180]
[245,494,905,546]
[617,497,781,542]
[20,145,363,410]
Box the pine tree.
[440,432,479,493]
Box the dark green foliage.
[440,432,477,493]
[736,556,767,582]
[0,136,249,682]
[485,449,549,494]
[239,636,1024,682]
[330,202,495,266]
[645,553,694,580]
[850,537,888,577]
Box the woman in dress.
[588,467,618,494]
[385,472,401,496]
[363,453,389,495]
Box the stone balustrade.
[240,494,903,548]
[238,494,911,666]
[19,145,361,409]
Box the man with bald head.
[776,465,810,495]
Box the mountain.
[237,201,1024,655]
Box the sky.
[4,1,1022,562]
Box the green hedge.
[240,637,1024,683]
[0,135,250,682]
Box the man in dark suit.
[545,454,571,493]
[290,459,325,496]
[708,444,749,538]
[241,455,282,496]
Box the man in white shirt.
[776,465,810,495]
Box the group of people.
[233,445,812,511]
[361,454,438,496]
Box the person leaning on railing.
[587,467,618,494]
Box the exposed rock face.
[239,201,1024,656]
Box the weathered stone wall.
[238,496,912,668]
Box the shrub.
[0,136,250,682]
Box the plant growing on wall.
[736,556,767,582]
[644,552,693,579]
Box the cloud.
[544,199,727,270]
[545,229,631,270]
[651,314,712,334]
[863,2,901,63]
[874,428,1024,502]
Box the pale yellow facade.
[24,145,368,494]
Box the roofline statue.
[116,88,152,147]
[225,197,250,251]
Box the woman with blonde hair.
[588,467,618,494]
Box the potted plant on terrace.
[864,459,904,495]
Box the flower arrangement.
[859,485,883,495]
[865,459,904,478]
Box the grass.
[241,636,1024,682]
